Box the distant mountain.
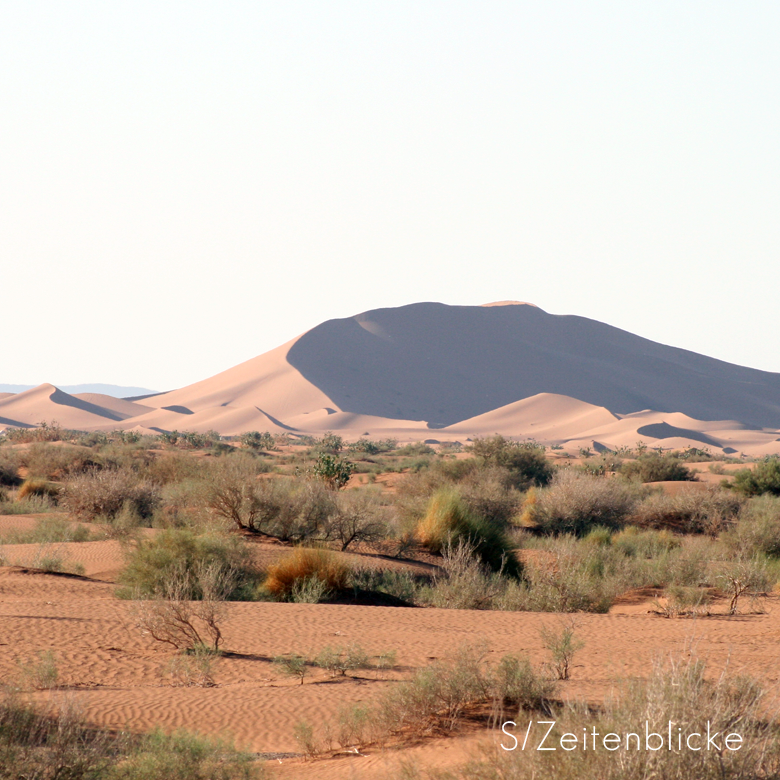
[0,383,159,399]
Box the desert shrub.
[0,450,21,487]
[722,495,780,558]
[154,479,212,529]
[0,493,57,515]
[273,654,307,684]
[118,529,259,601]
[528,470,640,535]
[459,466,523,525]
[611,526,680,558]
[654,584,712,617]
[0,517,92,545]
[261,479,338,542]
[21,443,100,479]
[416,489,521,576]
[61,467,159,522]
[315,644,370,677]
[326,489,388,550]
[372,644,555,740]
[449,656,778,780]
[17,478,60,502]
[143,453,207,485]
[239,431,276,451]
[350,567,426,604]
[470,435,554,489]
[715,556,772,615]
[731,457,780,496]
[106,729,259,780]
[163,645,219,688]
[311,453,355,489]
[417,540,511,610]
[539,620,584,680]
[264,547,351,600]
[0,693,261,780]
[512,537,633,613]
[630,486,743,534]
[621,453,695,482]
[347,437,397,455]
[131,559,238,651]
[204,456,277,530]
[15,650,59,690]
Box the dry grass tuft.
[264,547,351,599]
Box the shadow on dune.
[286,303,780,428]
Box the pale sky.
[2,2,778,391]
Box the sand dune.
[4,303,779,450]
[0,384,126,429]
[446,393,617,439]
[73,394,154,420]
[139,339,338,420]
[112,404,296,436]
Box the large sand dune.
[3,302,780,454]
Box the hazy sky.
[2,2,778,391]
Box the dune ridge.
[3,302,779,455]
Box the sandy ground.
[2,512,780,778]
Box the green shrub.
[118,529,259,601]
[621,453,695,482]
[416,489,521,576]
[470,436,554,489]
[731,457,780,496]
[722,495,780,558]
[311,453,355,489]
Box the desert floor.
[1,510,779,779]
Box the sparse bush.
[62,467,159,522]
[273,654,307,684]
[722,495,780,558]
[132,559,238,651]
[630,486,743,534]
[264,547,350,600]
[0,517,92,545]
[731,457,780,496]
[716,556,771,615]
[611,526,680,558]
[539,620,584,680]
[164,645,219,688]
[470,436,554,489]
[15,650,59,690]
[21,443,100,479]
[315,644,370,677]
[654,584,712,617]
[418,540,510,610]
[621,453,695,482]
[448,655,778,780]
[239,431,276,451]
[529,470,640,535]
[327,489,388,550]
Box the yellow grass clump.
[264,547,351,598]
